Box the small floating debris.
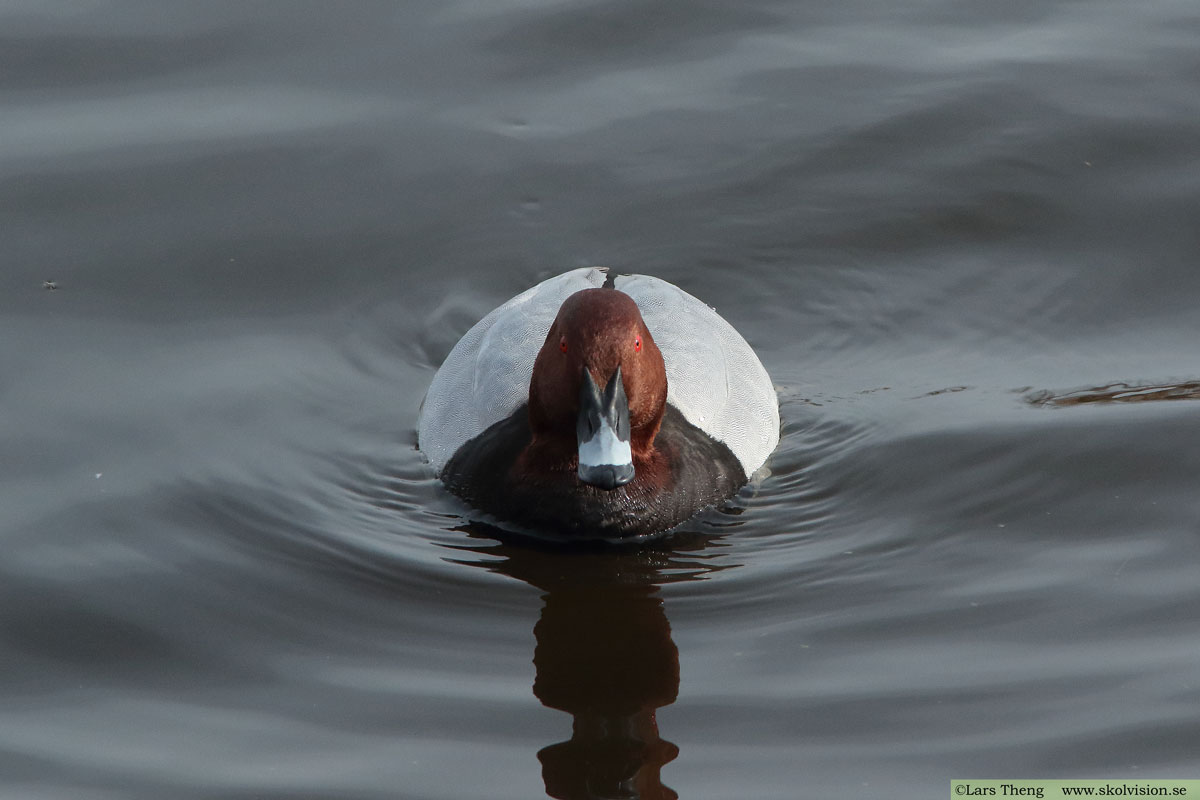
[1027,381,1200,407]
[920,385,970,398]
[42,280,58,290]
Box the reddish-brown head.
[528,288,667,463]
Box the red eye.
[559,336,568,353]
[634,335,642,353]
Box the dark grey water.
[4,2,1200,798]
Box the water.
[3,2,1200,798]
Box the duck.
[418,267,779,539]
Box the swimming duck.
[418,267,778,538]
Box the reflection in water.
[446,529,736,800]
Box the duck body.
[418,268,779,539]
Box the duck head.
[528,288,667,489]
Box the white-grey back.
[417,268,779,476]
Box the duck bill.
[576,365,635,490]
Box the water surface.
[3,2,1200,798]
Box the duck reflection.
[445,528,735,800]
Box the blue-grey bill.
[577,365,634,489]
